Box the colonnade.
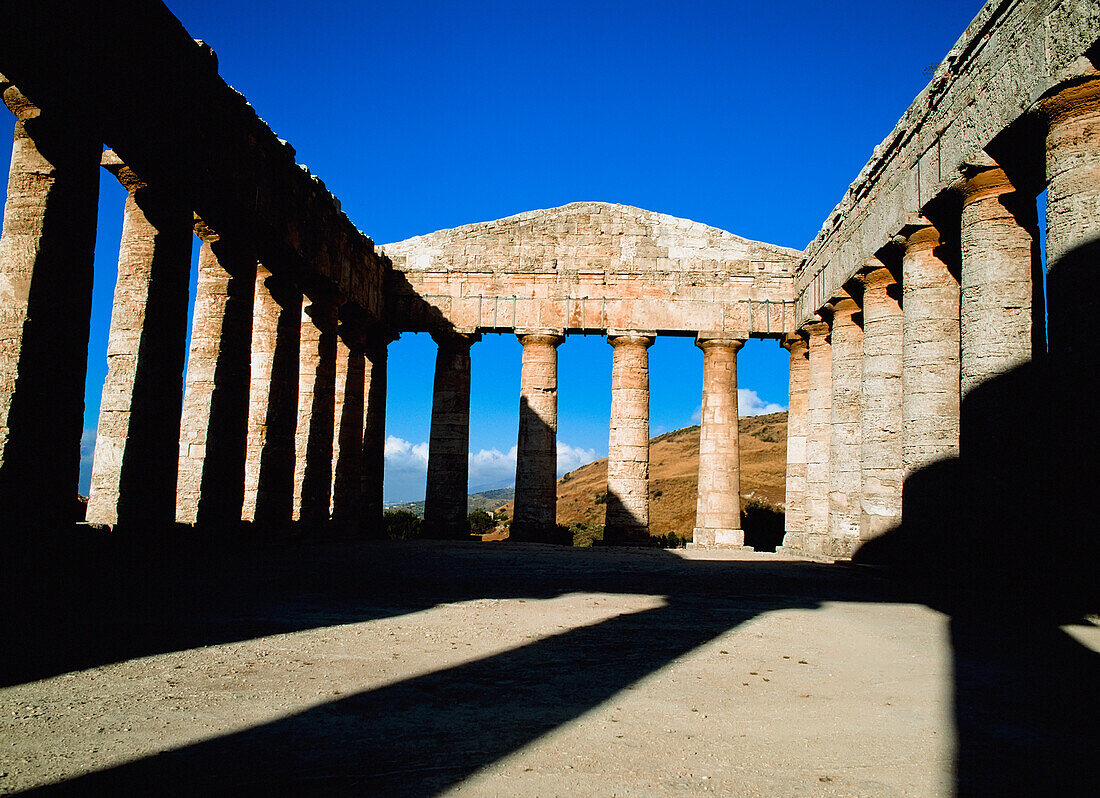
[779,73,1100,559]
[0,82,394,533]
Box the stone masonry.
[604,333,654,544]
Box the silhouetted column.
[423,331,480,539]
[86,152,191,528]
[957,161,1040,399]
[175,225,256,526]
[803,320,832,551]
[293,295,340,525]
[242,268,301,526]
[512,331,565,543]
[1039,74,1100,359]
[900,222,960,480]
[605,332,655,544]
[778,334,809,553]
[0,82,100,527]
[856,263,903,541]
[827,293,863,556]
[360,330,395,534]
[331,321,365,523]
[692,335,746,547]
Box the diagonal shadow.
[20,597,804,795]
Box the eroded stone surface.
[512,332,563,543]
[605,333,654,544]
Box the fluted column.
[900,222,960,480]
[511,331,565,543]
[803,321,832,549]
[956,162,1040,400]
[293,296,340,525]
[423,331,480,539]
[330,322,366,524]
[1039,74,1100,360]
[175,225,256,526]
[86,152,191,528]
[604,332,655,544]
[360,330,395,535]
[242,268,301,526]
[692,335,747,547]
[856,263,903,541]
[827,293,863,556]
[0,83,100,527]
[778,334,809,553]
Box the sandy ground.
[1,539,1096,795]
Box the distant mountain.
[387,486,515,518]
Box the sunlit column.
[778,333,809,553]
[86,151,191,528]
[803,320,832,550]
[511,331,565,543]
[292,295,340,525]
[692,335,747,547]
[827,292,863,556]
[0,81,100,527]
[604,332,655,545]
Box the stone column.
[242,268,302,526]
[511,331,565,543]
[778,334,809,553]
[604,332,655,544]
[0,83,100,527]
[856,263,903,541]
[360,330,395,535]
[900,222,960,479]
[423,331,480,539]
[175,225,256,526]
[827,293,863,557]
[293,295,340,526]
[692,334,747,547]
[330,322,365,524]
[86,152,192,528]
[1039,74,1100,359]
[803,320,832,551]
[956,161,1039,399]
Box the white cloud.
[739,388,786,416]
[383,435,429,473]
[690,389,787,423]
[557,441,598,476]
[468,445,517,491]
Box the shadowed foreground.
[1,537,1097,796]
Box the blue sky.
[0,0,986,502]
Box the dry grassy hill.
[498,411,787,540]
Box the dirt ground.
[2,538,1097,795]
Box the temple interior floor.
[2,537,1097,796]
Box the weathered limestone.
[900,223,960,479]
[292,297,340,525]
[827,293,863,555]
[1039,73,1100,359]
[856,264,903,541]
[242,268,301,526]
[359,331,394,534]
[423,332,480,539]
[956,162,1039,399]
[692,335,747,548]
[511,331,564,543]
[604,332,654,544]
[0,84,100,527]
[778,335,809,552]
[175,227,257,526]
[86,153,192,528]
[803,321,832,551]
[330,324,366,524]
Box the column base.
[691,527,751,549]
[779,532,859,560]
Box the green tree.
[467,509,495,535]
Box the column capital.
[801,319,831,339]
[856,261,898,291]
[100,149,149,194]
[694,334,745,352]
[828,290,860,320]
[953,163,1017,207]
[607,330,655,348]
[430,329,481,349]
[893,218,942,253]
[1037,73,1100,127]
[780,333,808,355]
[1,82,40,121]
[516,329,565,348]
